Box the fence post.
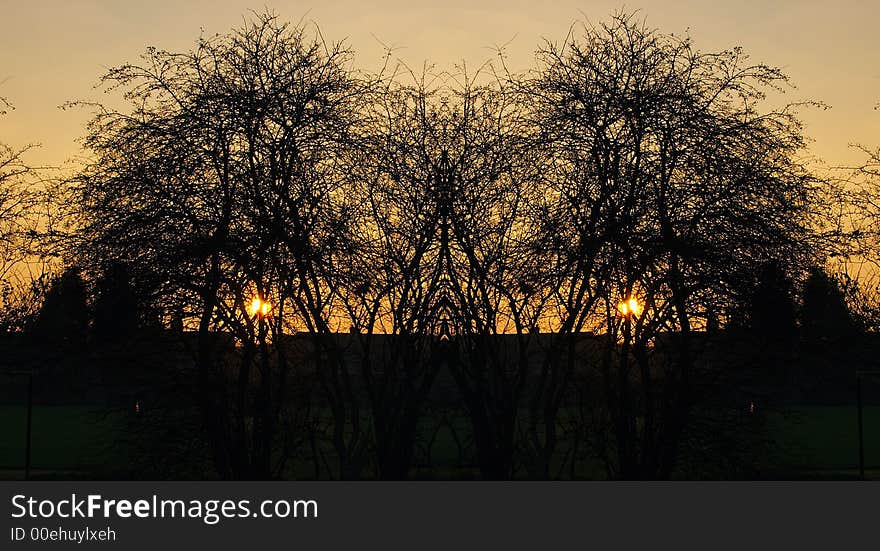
[25,372,33,481]
[858,373,864,480]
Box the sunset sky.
[1,0,878,169]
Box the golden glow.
[249,297,271,317]
[617,297,642,317]
[2,3,877,188]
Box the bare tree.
[834,144,880,326]
[518,12,819,478]
[0,95,55,332]
[69,12,366,479]
[60,10,827,481]
[432,73,546,480]
[340,66,549,479]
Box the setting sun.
[3,0,879,496]
[249,298,271,317]
[617,297,642,317]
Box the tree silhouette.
[92,261,139,343]
[519,12,817,478]
[71,11,366,479]
[745,261,799,389]
[57,10,828,480]
[30,267,88,351]
[339,77,456,479]
[750,261,798,343]
[840,145,880,328]
[802,267,855,343]
[0,95,51,333]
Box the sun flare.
[617,297,642,317]
[249,297,271,317]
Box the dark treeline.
[2,11,880,480]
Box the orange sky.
[1,1,878,169]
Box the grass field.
[2,404,880,479]
[765,406,880,479]
[0,405,125,479]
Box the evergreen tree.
[800,267,858,387]
[748,261,798,383]
[801,267,855,345]
[30,267,89,351]
[92,261,139,343]
[750,261,798,344]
